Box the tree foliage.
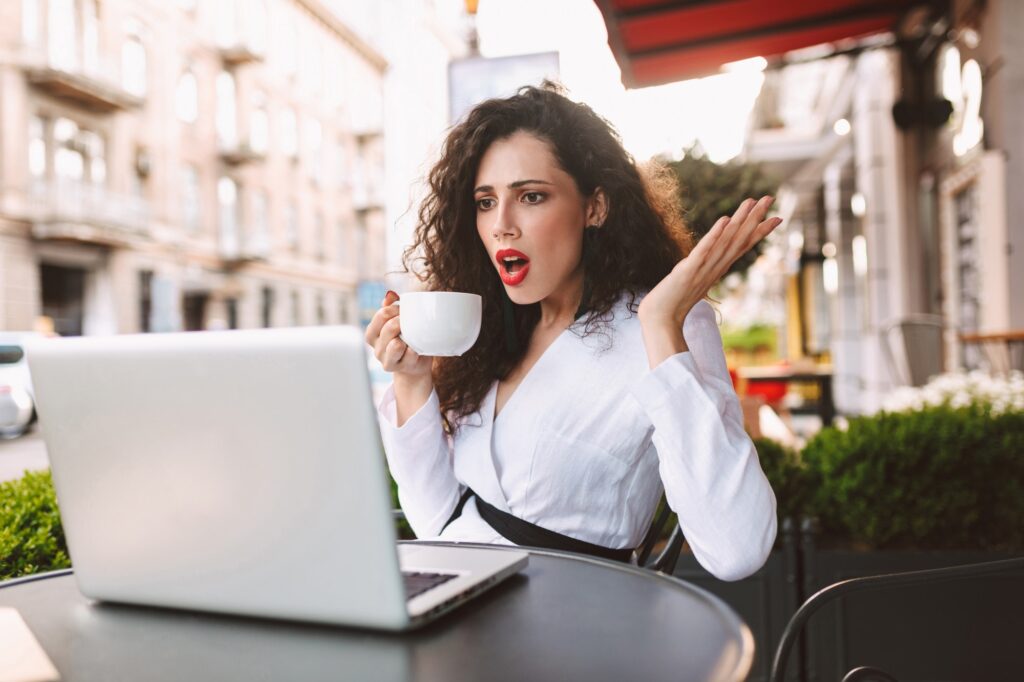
[665,145,779,276]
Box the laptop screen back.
[27,326,409,628]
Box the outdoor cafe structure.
[598,0,1024,416]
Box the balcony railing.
[219,226,269,265]
[351,179,385,211]
[20,49,143,112]
[27,179,150,245]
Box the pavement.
[0,429,49,484]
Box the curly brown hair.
[405,84,693,430]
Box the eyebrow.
[473,179,555,193]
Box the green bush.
[801,404,1024,550]
[0,470,70,581]
[722,325,777,354]
[753,437,807,524]
[389,475,414,539]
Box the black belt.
[442,489,634,564]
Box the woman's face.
[474,131,596,307]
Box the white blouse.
[377,297,777,581]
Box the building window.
[29,116,47,179]
[80,130,106,184]
[285,201,299,251]
[250,91,268,153]
[315,212,325,261]
[216,71,237,148]
[226,299,239,330]
[132,146,148,198]
[303,24,321,94]
[82,0,99,74]
[139,270,153,333]
[281,107,298,159]
[355,215,368,278]
[218,177,239,255]
[23,0,41,45]
[279,11,297,77]
[122,21,147,97]
[251,190,269,253]
[290,290,301,326]
[182,293,208,331]
[53,118,104,185]
[334,137,349,189]
[307,118,322,184]
[176,69,199,123]
[215,0,238,48]
[260,286,274,328]
[247,0,269,56]
[316,293,325,325]
[182,165,201,232]
[48,0,77,70]
[339,295,349,325]
[326,47,343,110]
[336,221,346,266]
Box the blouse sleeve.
[377,385,463,538]
[629,300,777,581]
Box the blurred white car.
[0,332,40,439]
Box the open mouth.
[496,249,530,286]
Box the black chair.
[769,556,1024,682]
[635,496,686,574]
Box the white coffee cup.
[398,291,482,357]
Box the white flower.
[880,370,1024,415]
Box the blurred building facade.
[0,0,388,335]
[744,0,1023,414]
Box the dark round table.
[0,543,753,681]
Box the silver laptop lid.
[27,326,409,629]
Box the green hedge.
[0,470,70,581]
[753,437,806,524]
[800,404,1024,550]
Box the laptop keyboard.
[403,571,458,600]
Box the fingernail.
[385,290,399,301]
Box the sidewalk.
[0,430,49,483]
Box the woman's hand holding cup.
[365,291,433,379]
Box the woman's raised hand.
[364,291,433,379]
[639,196,782,328]
[636,196,781,367]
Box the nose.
[490,202,519,241]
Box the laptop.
[26,325,527,630]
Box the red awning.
[597,0,929,88]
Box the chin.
[504,285,541,306]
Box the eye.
[476,197,496,211]
[522,191,545,204]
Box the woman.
[366,85,780,580]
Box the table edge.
[405,540,756,680]
[1,547,756,681]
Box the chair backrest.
[880,315,945,387]
[635,494,686,574]
[769,556,1024,682]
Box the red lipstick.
[496,248,530,286]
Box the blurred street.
[0,430,48,484]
